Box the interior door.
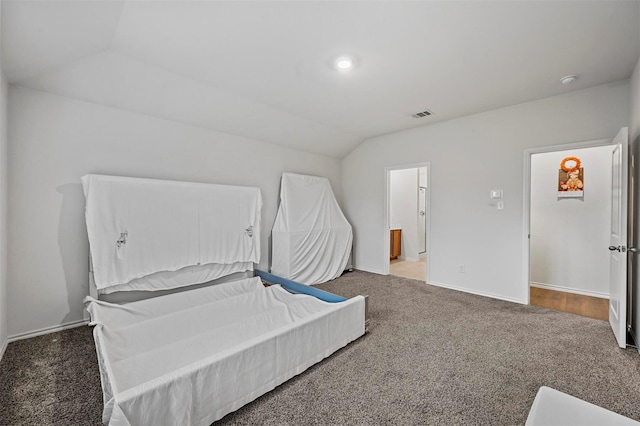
[609,127,629,348]
[418,187,427,253]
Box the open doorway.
[385,163,430,281]
[527,143,614,321]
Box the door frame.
[384,162,431,282]
[522,138,614,305]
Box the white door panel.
[609,127,628,348]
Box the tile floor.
[389,257,426,281]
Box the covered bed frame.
[82,174,366,426]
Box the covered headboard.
[82,175,262,296]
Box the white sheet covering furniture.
[271,173,352,285]
[83,175,365,425]
[85,276,366,426]
[526,386,639,425]
[82,174,262,294]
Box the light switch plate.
[490,189,503,199]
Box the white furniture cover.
[82,174,262,294]
[271,173,352,285]
[85,276,366,426]
[526,386,639,425]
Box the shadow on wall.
[529,234,551,287]
[56,183,90,325]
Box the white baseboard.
[353,266,384,275]
[530,282,609,299]
[8,319,89,343]
[346,270,525,305]
[428,280,525,305]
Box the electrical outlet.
[458,264,465,273]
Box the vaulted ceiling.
[2,1,639,158]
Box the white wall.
[0,4,8,359]
[7,86,343,338]
[530,145,613,297]
[390,168,419,261]
[630,55,640,341]
[342,81,630,303]
[419,167,428,188]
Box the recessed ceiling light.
[560,75,577,85]
[334,56,355,72]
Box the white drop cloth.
[84,276,365,426]
[526,386,639,425]
[271,173,352,284]
[82,175,262,292]
[96,261,252,295]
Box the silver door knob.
[609,246,628,252]
[419,211,425,216]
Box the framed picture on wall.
[558,156,584,198]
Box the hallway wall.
[530,145,614,297]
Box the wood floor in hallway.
[530,286,609,321]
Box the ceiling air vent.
[412,109,433,118]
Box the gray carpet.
[1,270,640,425]
[0,320,102,425]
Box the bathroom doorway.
[385,163,430,281]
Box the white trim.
[530,282,609,299]
[384,162,431,283]
[8,319,89,343]
[523,149,532,305]
[522,138,612,306]
[0,338,7,364]
[354,266,385,275]
[428,280,525,305]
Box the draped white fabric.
[271,173,352,285]
[82,175,262,292]
[84,277,366,426]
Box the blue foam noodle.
[255,270,347,303]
